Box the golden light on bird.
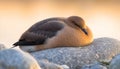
[0,0,120,47]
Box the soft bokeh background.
[0,0,120,47]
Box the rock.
[38,59,64,69]
[31,37,120,69]
[0,43,7,51]
[37,59,69,69]
[61,65,70,69]
[0,48,41,69]
[109,54,120,69]
[81,62,107,69]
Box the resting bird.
[13,16,93,52]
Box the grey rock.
[109,54,120,69]
[0,44,7,51]
[37,59,69,69]
[31,37,120,69]
[81,62,107,69]
[0,48,41,69]
[61,65,70,69]
[38,59,64,69]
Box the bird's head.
[67,16,88,35]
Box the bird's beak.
[82,29,88,35]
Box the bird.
[13,16,93,52]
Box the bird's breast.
[41,26,93,47]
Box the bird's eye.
[71,21,80,27]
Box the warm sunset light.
[0,0,120,47]
[87,13,119,38]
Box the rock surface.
[81,62,107,69]
[38,59,64,69]
[0,44,7,51]
[109,54,120,69]
[0,48,41,69]
[31,37,120,69]
[38,59,70,69]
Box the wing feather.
[13,20,64,46]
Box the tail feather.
[11,42,20,48]
[13,41,41,46]
[13,41,27,46]
[13,42,19,46]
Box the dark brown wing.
[13,19,64,46]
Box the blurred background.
[0,0,120,47]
